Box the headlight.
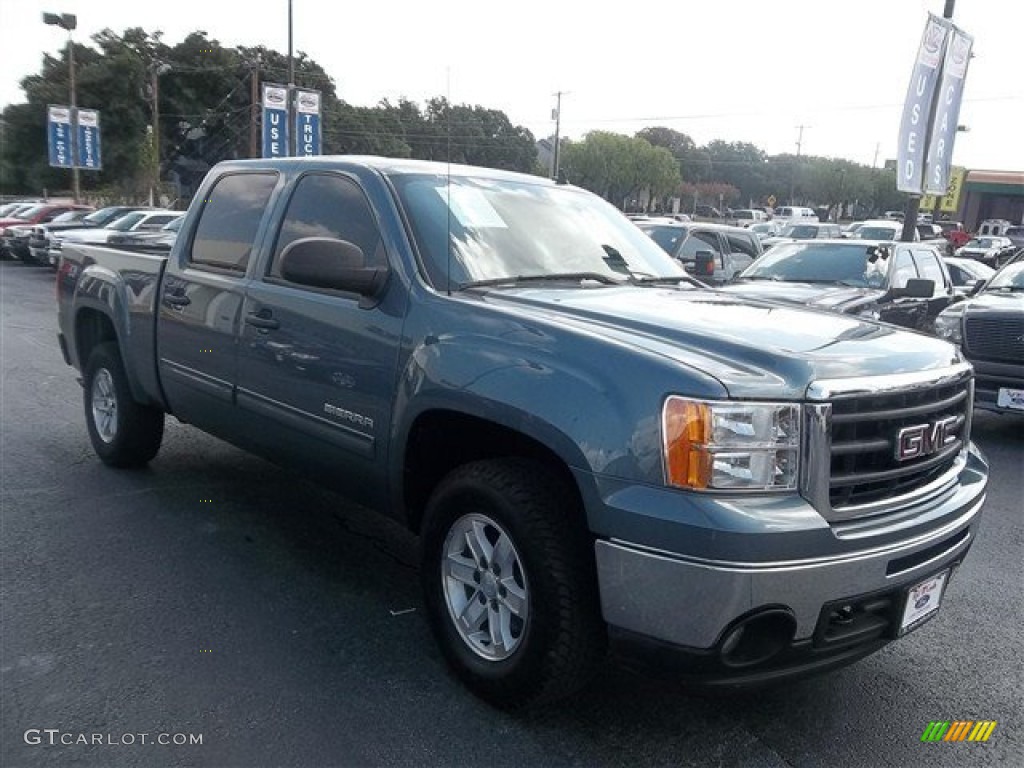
[934,313,962,344]
[662,397,800,491]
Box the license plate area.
[996,387,1024,411]
[898,570,949,636]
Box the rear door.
[234,171,407,510]
[158,171,279,431]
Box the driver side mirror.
[694,250,717,277]
[279,237,389,301]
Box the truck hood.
[718,280,879,311]
[478,285,962,399]
[957,290,1024,315]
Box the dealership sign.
[293,89,322,157]
[262,84,290,158]
[896,14,972,195]
[76,109,102,170]
[47,105,102,170]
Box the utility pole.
[551,91,565,180]
[903,0,956,241]
[249,57,260,158]
[789,125,806,203]
[43,13,80,202]
[873,142,880,168]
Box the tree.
[561,131,680,207]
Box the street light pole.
[43,12,79,203]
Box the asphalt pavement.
[1,259,1021,768]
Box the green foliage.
[561,131,681,205]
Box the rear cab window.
[189,172,278,273]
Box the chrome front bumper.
[595,480,984,650]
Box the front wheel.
[83,342,164,467]
[421,458,605,708]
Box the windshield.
[740,242,893,288]
[750,223,773,234]
[0,203,25,217]
[987,262,1024,291]
[50,210,85,224]
[639,224,691,255]
[965,238,997,248]
[107,212,147,231]
[163,216,184,232]
[856,226,899,241]
[14,205,48,220]
[780,224,819,239]
[84,207,133,226]
[394,175,686,287]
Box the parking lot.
[1,259,1021,768]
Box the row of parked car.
[0,200,183,267]
[632,214,1023,413]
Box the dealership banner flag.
[47,105,73,168]
[923,26,973,195]
[262,83,290,158]
[293,89,322,157]
[75,108,102,170]
[896,14,950,194]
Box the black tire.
[83,342,164,467]
[421,458,605,708]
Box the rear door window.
[912,249,947,292]
[890,250,918,289]
[189,172,278,272]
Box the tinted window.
[912,249,945,292]
[109,212,146,231]
[641,225,688,255]
[190,173,277,272]
[726,232,759,258]
[270,174,385,280]
[890,251,917,289]
[679,231,722,261]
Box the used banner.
[262,83,290,158]
[47,105,74,168]
[896,14,950,194]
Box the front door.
[235,172,407,510]
[880,248,927,330]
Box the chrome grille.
[803,364,973,521]
[964,317,1024,364]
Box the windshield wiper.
[629,274,703,288]
[456,272,624,291]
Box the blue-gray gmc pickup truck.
[57,157,988,708]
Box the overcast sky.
[1,0,1021,171]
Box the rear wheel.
[421,458,605,708]
[83,342,164,467]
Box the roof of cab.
[208,155,559,186]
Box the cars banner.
[924,27,973,195]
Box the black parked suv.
[935,251,1024,414]
[637,221,763,284]
[719,240,957,335]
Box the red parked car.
[0,203,93,259]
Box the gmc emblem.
[895,416,958,461]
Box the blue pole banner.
[896,14,950,194]
[75,108,103,170]
[47,105,73,168]
[293,89,322,157]
[262,84,290,158]
[924,26,973,195]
